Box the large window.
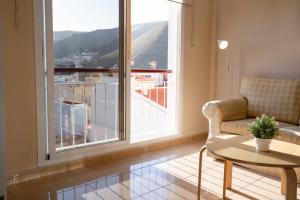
[35,0,182,164]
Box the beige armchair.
[202,76,300,181]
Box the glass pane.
[131,0,169,70]
[131,0,180,142]
[52,0,121,151]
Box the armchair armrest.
[202,98,247,138]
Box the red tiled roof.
[135,87,167,108]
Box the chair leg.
[223,160,233,198]
[281,168,286,195]
[283,168,297,200]
[198,145,207,200]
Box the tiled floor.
[8,140,300,200]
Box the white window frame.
[0,25,6,200]
[34,0,184,167]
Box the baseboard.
[7,132,208,185]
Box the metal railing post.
[104,83,108,140]
[163,81,166,108]
[156,80,159,119]
[71,85,75,146]
[94,84,97,142]
[59,85,63,147]
[141,81,144,120]
[83,84,87,144]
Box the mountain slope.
[54,28,119,58]
[54,21,168,69]
[83,21,168,68]
[131,21,168,69]
[54,31,82,42]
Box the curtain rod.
[167,0,192,7]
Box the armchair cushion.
[279,126,300,144]
[221,118,256,135]
[218,98,248,121]
[221,118,297,137]
[240,77,300,125]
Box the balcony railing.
[54,68,172,151]
[54,67,172,74]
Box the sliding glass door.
[36,0,182,163]
[41,0,126,153]
[130,0,181,142]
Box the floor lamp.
[218,40,229,98]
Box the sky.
[53,0,169,32]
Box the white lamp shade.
[218,40,229,50]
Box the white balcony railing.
[54,68,173,151]
[131,72,174,141]
[54,80,120,151]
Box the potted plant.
[248,114,279,151]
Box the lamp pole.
[226,48,229,98]
[218,40,230,98]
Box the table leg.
[281,169,286,195]
[223,160,233,198]
[197,146,207,200]
[283,168,297,200]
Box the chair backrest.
[240,77,300,125]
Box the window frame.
[34,0,183,167]
[0,25,6,199]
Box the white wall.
[215,0,300,99]
[0,25,6,199]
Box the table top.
[206,135,300,168]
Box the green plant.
[248,114,279,139]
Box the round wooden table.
[197,135,300,200]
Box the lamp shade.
[218,40,229,50]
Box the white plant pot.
[255,138,272,152]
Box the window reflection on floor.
[54,152,300,200]
[7,141,300,200]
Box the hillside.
[54,31,83,42]
[131,21,168,69]
[54,21,168,69]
